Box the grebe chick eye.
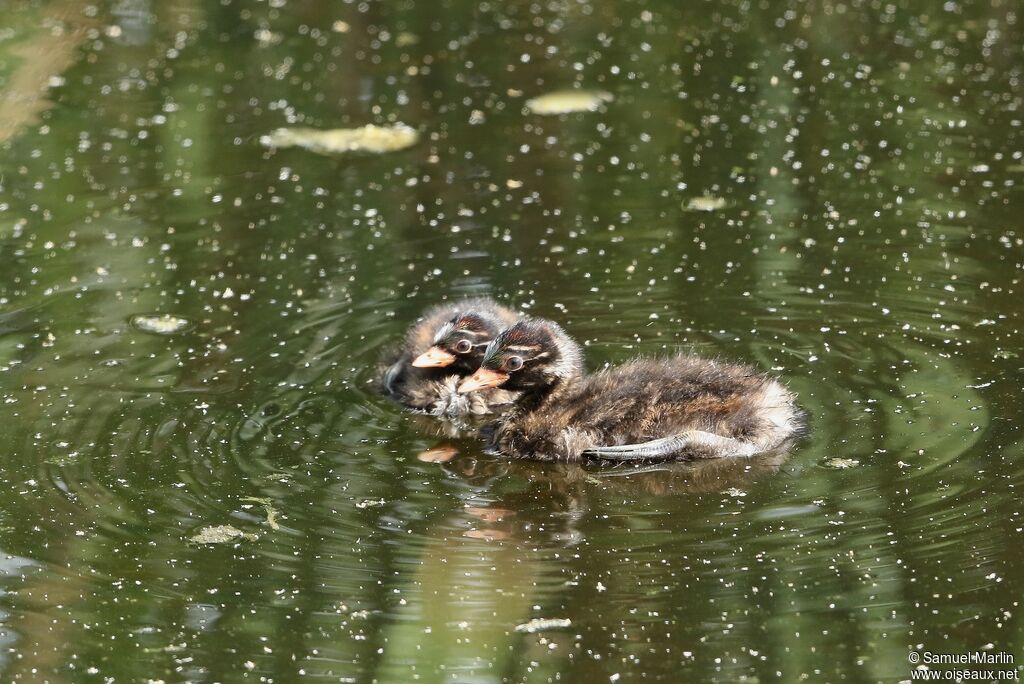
[454,339,472,354]
[505,356,524,371]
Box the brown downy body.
[380,298,520,417]
[459,318,804,462]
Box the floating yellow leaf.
[514,618,572,633]
[261,124,418,155]
[130,313,194,335]
[525,89,613,115]
[396,32,419,47]
[685,196,727,212]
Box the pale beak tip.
[458,369,508,394]
[411,347,456,368]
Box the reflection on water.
[0,0,1022,681]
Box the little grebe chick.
[381,299,520,417]
[458,318,803,462]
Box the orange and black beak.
[458,368,509,394]
[411,346,457,368]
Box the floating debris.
[825,457,861,469]
[724,488,747,497]
[515,618,572,634]
[241,496,281,530]
[395,32,419,47]
[685,196,728,212]
[261,124,418,155]
[190,525,258,544]
[355,498,387,509]
[130,314,194,335]
[525,89,613,115]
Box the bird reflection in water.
[414,441,796,546]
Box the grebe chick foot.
[583,430,759,462]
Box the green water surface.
[0,0,1022,681]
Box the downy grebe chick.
[457,318,803,462]
[381,299,520,417]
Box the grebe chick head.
[458,318,582,394]
[411,310,507,375]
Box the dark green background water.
[1,0,1022,681]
